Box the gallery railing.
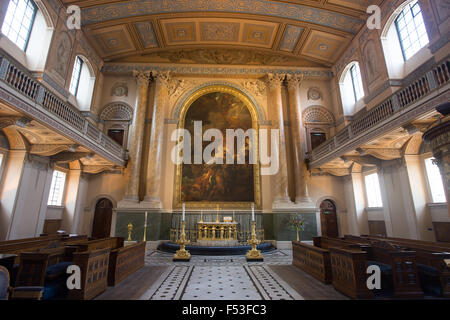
[309,57,450,168]
[0,51,126,166]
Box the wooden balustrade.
[310,57,450,168]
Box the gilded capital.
[286,74,304,91]
[154,70,171,86]
[266,73,285,90]
[133,70,152,87]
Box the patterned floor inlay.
[182,266,262,300]
[140,263,303,300]
[140,266,192,300]
[246,265,303,300]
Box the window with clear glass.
[424,158,446,203]
[1,0,37,51]
[47,170,66,206]
[364,172,383,207]
[395,0,429,61]
[350,63,364,102]
[69,56,83,96]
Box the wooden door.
[92,198,113,239]
[320,200,339,238]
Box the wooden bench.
[345,235,450,297]
[108,242,146,286]
[15,247,74,300]
[364,240,423,298]
[0,235,87,264]
[67,248,111,300]
[329,247,373,299]
[292,241,332,284]
[68,237,124,252]
[313,236,364,250]
[315,236,423,298]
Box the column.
[423,120,450,217]
[62,169,88,234]
[120,71,151,205]
[267,73,292,207]
[286,75,312,205]
[143,71,170,208]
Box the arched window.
[381,0,431,79]
[394,0,429,61]
[1,0,37,51]
[68,55,96,111]
[339,62,365,115]
[0,0,54,71]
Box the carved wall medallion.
[111,82,129,97]
[307,87,322,101]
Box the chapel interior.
[0,0,449,301]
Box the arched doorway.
[320,200,339,238]
[92,198,113,239]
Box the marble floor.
[96,249,347,300]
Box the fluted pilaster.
[266,73,292,206]
[122,70,151,203]
[143,71,171,208]
[286,74,311,204]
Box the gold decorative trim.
[173,85,262,210]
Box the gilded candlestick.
[127,222,133,241]
[173,221,191,261]
[246,221,263,261]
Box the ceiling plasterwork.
[61,0,378,66]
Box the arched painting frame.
[173,85,261,209]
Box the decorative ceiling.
[61,0,380,67]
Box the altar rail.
[309,57,450,168]
[170,211,264,243]
[0,49,126,166]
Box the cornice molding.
[102,63,333,79]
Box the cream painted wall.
[3,156,53,240]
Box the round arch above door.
[320,199,339,238]
[92,198,114,239]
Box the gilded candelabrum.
[246,221,263,261]
[127,222,133,241]
[173,221,191,261]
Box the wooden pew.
[364,240,423,298]
[108,242,146,286]
[345,235,450,297]
[313,236,365,250]
[329,247,373,299]
[15,247,74,300]
[68,237,124,252]
[292,241,332,284]
[67,248,111,300]
[0,235,88,264]
[315,236,423,298]
[0,234,62,246]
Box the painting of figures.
[181,92,255,203]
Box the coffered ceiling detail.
[61,0,381,66]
